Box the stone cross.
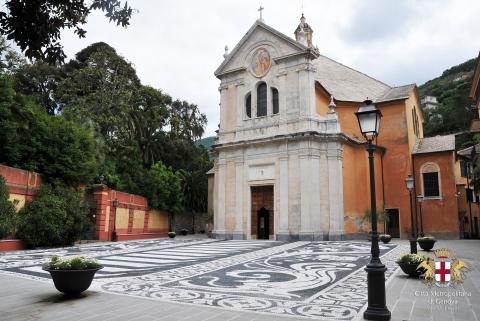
[258,6,264,21]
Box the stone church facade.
[212,17,345,241]
[210,15,469,241]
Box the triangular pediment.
[215,20,316,77]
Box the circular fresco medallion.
[250,47,271,78]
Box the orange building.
[209,15,470,240]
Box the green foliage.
[362,208,388,224]
[0,0,133,63]
[42,255,101,270]
[419,58,476,136]
[0,73,96,186]
[14,61,64,115]
[16,184,92,247]
[396,253,427,265]
[180,147,213,214]
[0,176,16,238]
[142,162,183,213]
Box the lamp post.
[355,99,391,321]
[405,175,417,254]
[416,194,424,237]
[111,198,119,242]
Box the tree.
[16,184,92,247]
[0,176,16,239]
[142,162,183,231]
[0,0,133,64]
[170,99,207,141]
[14,61,64,115]
[0,73,96,186]
[0,36,25,73]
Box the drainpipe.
[380,148,387,234]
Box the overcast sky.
[59,0,480,137]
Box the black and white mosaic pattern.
[0,239,405,320]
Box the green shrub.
[396,253,426,265]
[0,176,16,238]
[16,184,92,247]
[42,255,101,270]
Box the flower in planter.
[180,228,188,236]
[379,234,392,243]
[42,255,103,295]
[43,255,101,270]
[417,235,435,241]
[396,253,426,265]
[168,231,176,238]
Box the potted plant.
[363,208,390,241]
[417,235,436,251]
[396,253,426,277]
[42,255,103,295]
[168,231,176,238]
[180,228,188,236]
[379,234,392,244]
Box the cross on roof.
[258,6,264,21]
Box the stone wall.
[173,212,211,234]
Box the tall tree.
[170,99,207,141]
[14,61,64,115]
[0,0,133,64]
[0,73,96,186]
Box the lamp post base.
[364,262,391,321]
[409,238,417,254]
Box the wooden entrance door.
[385,208,400,238]
[251,186,274,239]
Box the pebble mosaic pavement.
[0,238,407,320]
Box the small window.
[466,188,476,203]
[272,87,279,114]
[423,172,439,197]
[257,82,267,117]
[245,93,251,118]
[460,160,467,177]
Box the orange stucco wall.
[413,152,460,238]
[92,186,169,241]
[342,143,384,236]
[315,84,431,238]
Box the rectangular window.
[460,160,467,177]
[466,188,475,203]
[423,172,439,197]
[257,83,267,117]
[272,88,279,114]
[246,94,251,118]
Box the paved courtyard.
[0,238,478,321]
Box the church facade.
[210,15,466,241]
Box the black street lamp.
[416,194,424,237]
[405,175,417,254]
[355,99,391,321]
[111,198,119,242]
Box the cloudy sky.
[59,0,480,137]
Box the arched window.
[421,162,441,198]
[245,92,251,118]
[272,87,279,114]
[257,82,267,117]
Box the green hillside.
[195,136,216,151]
[419,58,476,136]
